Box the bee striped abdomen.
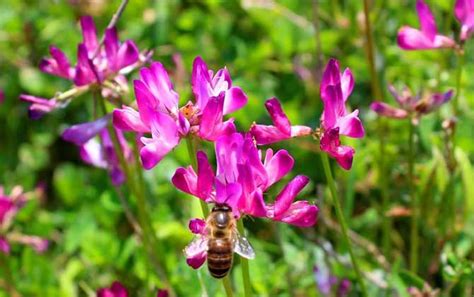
[207,237,233,278]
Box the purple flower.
[39,46,75,79]
[0,186,48,255]
[250,97,313,145]
[19,95,60,120]
[455,0,474,41]
[97,281,128,297]
[172,133,318,269]
[397,0,456,50]
[0,89,4,104]
[62,116,132,185]
[370,85,453,123]
[113,57,247,170]
[314,266,351,297]
[319,59,364,170]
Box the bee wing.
[184,235,208,258]
[232,229,255,260]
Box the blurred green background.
[1,0,473,296]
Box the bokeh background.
[0,0,473,296]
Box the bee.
[184,203,255,278]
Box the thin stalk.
[408,120,418,273]
[320,154,368,297]
[363,0,391,259]
[452,50,465,116]
[222,276,234,297]
[96,94,174,295]
[185,137,209,217]
[237,220,253,297]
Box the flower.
[250,97,313,145]
[370,85,453,124]
[62,116,132,185]
[97,282,128,297]
[397,0,456,50]
[314,266,351,297]
[319,59,364,170]
[172,133,318,269]
[0,186,48,254]
[21,16,147,119]
[113,57,247,169]
[0,89,4,104]
[455,0,474,41]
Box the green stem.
[408,120,418,273]
[185,137,209,217]
[320,154,368,297]
[96,94,174,295]
[222,276,234,297]
[237,220,253,297]
[0,252,18,297]
[452,50,465,116]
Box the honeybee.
[184,204,255,278]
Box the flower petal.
[336,110,365,138]
[189,218,206,235]
[113,106,150,133]
[320,128,355,170]
[80,16,98,55]
[62,116,110,145]
[416,0,437,39]
[191,56,212,110]
[341,68,354,102]
[198,93,233,140]
[196,151,215,200]
[0,237,10,254]
[263,149,294,188]
[370,102,409,119]
[276,201,318,227]
[270,175,309,218]
[223,86,248,115]
[172,166,198,197]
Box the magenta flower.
[113,57,247,169]
[397,0,456,50]
[19,95,61,120]
[370,85,453,123]
[62,116,132,185]
[0,186,48,254]
[172,133,318,269]
[0,89,4,104]
[319,59,364,170]
[250,97,313,145]
[455,0,474,41]
[97,282,128,297]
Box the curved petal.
[80,138,107,168]
[0,237,10,254]
[189,218,206,235]
[263,149,294,188]
[116,40,139,70]
[397,27,455,50]
[370,102,408,119]
[250,124,290,145]
[416,0,437,39]
[62,116,110,146]
[39,46,73,79]
[196,151,215,200]
[191,56,212,109]
[223,86,248,115]
[113,106,150,133]
[336,110,365,138]
[290,125,313,138]
[270,175,310,218]
[265,98,291,135]
[198,93,228,140]
[320,128,355,170]
[172,166,198,197]
[321,85,345,130]
[275,201,318,227]
[341,68,354,102]
[80,16,98,55]
[321,58,341,95]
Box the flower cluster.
[251,59,364,170]
[370,85,453,124]
[0,186,48,254]
[398,0,473,50]
[113,57,247,169]
[20,16,149,119]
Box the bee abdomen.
[208,239,233,279]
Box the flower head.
[0,186,48,254]
[455,0,474,41]
[370,85,453,124]
[172,132,318,269]
[97,282,128,297]
[319,59,364,170]
[62,116,132,185]
[113,57,247,169]
[397,0,456,50]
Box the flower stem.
[222,276,234,297]
[408,120,418,273]
[185,137,209,217]
[452,50,465,116]
[320,153,368,297]
[96,93,174,295]
[237,219,253,297]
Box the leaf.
[455,148,474,220]
[398,269,425,289]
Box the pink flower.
[62,116,132,185]
[172,133,318,269]
[0,89,4,104]
[455,0,474,41]
[97,282,128,297]
[113,57,247,170]
[0,186,48,255]
[250,97,313,145]
[397,0,456,50]
[370,85,453,123]
[319,59,364,170]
